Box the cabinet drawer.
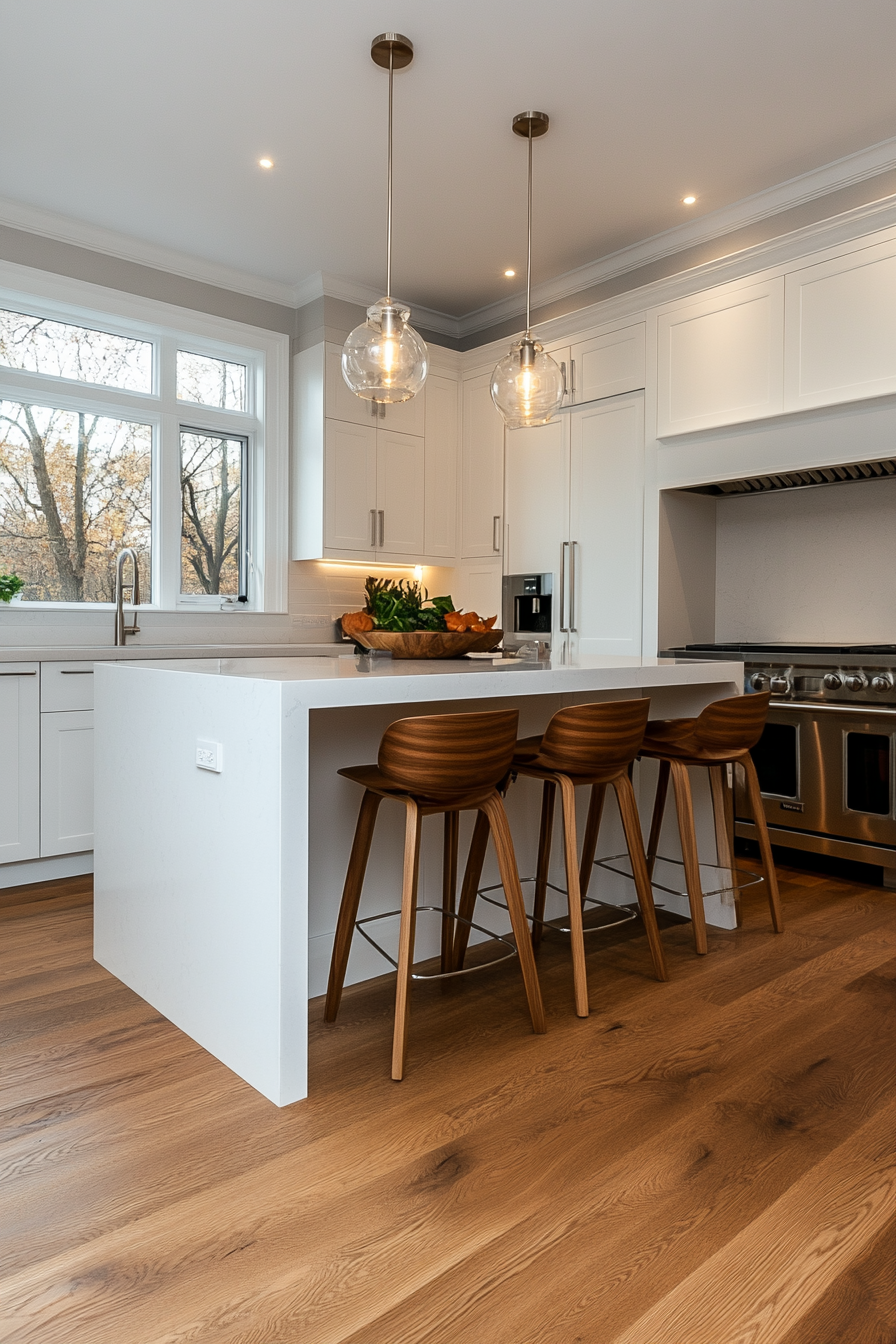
[41,662,95,712]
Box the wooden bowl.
[352,629,503,659]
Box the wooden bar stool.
[453,699,669,1018]
[640,690,784,955]
[324,709,546,1080]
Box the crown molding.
[458,195,896,371]
[0,195,299,308]
[455,134,896,338]
[3,132,896,338]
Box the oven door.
[736,703,896,847]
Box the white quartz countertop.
[99,652,745,709]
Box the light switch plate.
[196,739,223,772]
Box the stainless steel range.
[662,643,896,886]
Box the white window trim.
[0,258,288,614]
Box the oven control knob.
[823,673,842,691]
[845,674,867,692]
[750,673,770,691]
[871,675,893,693]
[769,675,790,695]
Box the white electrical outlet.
[196,739,223,773]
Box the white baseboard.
[0,851,93,889]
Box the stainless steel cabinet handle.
[569,541,578,632]
[559,541,569,632]
[560,361,568,399]
[61,669,94,675]
[493,515,501,553]
[0,670,37,676]
[370,509,377,547]
[378,510,385,548]
[570,359,576,401]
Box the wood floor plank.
[0,866,893,1344]
[607,1099,896,1344]
[777,1215,896,1344]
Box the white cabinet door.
[503,418,569,580]
[569,394,644,656]
[0,665,40,864]
[380,385,426,436]
[571,325,645,403]
[656,278,785,436]
[40,710,94,857]
[324,419,378,557]
[423,373,457,559]
[462,372,505,558]
[325,343,373,427]
[376,430,425,558]
[784,236,896,413]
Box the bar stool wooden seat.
[640,689,784,955]
[453,699,669,1018]
[324,709,546,1080]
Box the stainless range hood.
[681,457,896,497]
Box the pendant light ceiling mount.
[341,32,428,406]
[490,110,564,430]
[370,33,414,69]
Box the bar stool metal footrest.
[355,905,518,981]
[594,853,762,907]
[476,877,647,936]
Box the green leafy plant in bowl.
[363,577,455,631]
[0,572,24,604]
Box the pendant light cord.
[386,46,394,301]
[526,128,533,337]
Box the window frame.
[0,259,288,614]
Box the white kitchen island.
[93,653,742,1105]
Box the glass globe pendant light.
[491,112,564,429]
[342,34,428,406]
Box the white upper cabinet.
[548,325,645,407]
[569,394,644,656]
[324,420,378,557]
[784,236,896,413]
[0,666,40,865]
[461,371,505,559]
[656,278,785,436]
[504,419,568,578]
[293,342,455,562]
[423,374,458,559]
[376,430,425,557]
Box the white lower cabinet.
[40,710,94,856]
[0,666,40,864]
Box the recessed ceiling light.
[682,194,697,205]
[259,157,274,170]
[504,268,516,277]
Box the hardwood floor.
[0,862,894,1343]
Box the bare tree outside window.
[0,401,152,601]
[180,431,243,596]
[0,308,152,392]
[176,351,246,411]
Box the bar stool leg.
[325,789,383,1022]
[481,792,546,1034]
[646,759,671,880]
[532,780,556,949]
[392,799,423,1081]
[441,811,459,974]
[578,782,607,901]
[709,764,741,929]
[740,754,784,934]
[556,775,589,1018]
[669,760,709,955]
[613,773,669,982]
[451,809,491,971]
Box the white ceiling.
[2,0,896,320]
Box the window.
[0,269,287,612]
